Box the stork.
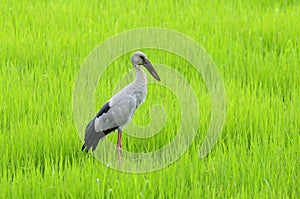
[81,51,161,164]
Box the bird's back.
[109,81,147,128]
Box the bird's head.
[131,51,161,81]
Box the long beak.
[143,59,161,81]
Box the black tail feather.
[82,119,106,152]
[81,144,88,152]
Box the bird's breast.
[134,85,147,108]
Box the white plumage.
[82,52,160,153]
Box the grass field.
[1,0,299,198]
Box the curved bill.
[143,59,161,81]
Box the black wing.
[96,101,110,118]
[82,101,118,152]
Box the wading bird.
[81,52,161,164]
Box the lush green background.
[1,0,299,198]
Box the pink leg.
[117,129,122,168]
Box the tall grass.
[0,0,299,198]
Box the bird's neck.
[134,66,147,84]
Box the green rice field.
[0,0,299,198]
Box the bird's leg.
[117,129,122,167]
